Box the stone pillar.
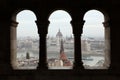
[103,21,111,69]
[71,20,84,70]
[10,21,18,69]
[36,20,49,70]
[0,19,17,72]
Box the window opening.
[16,10,39,69]
[81,10,109,69]
[47,10,74,69]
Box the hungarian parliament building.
[16,29,105,69]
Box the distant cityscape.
[17,36,39,69]
[16,29,105,69]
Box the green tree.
[26,52,30,59]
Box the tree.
[26,52,30,59]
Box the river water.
[17,52,104,67]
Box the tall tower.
[60,39,67,61]
[59,39,72,66]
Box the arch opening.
[11,10,39,69]
[81,10,110,69]
[47,10,74,69]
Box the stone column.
[0,19,15,72]
[71,20,84,70]
[36,20,49,70]
[103,21,111,69]
[10,21,18,69]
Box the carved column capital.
[35,20,50,34]
[103,20,110,28]
[10,20,18,27]
[71,20,85,35]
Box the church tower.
[59,39,72,66]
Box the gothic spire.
[60,39,64,54]
[60,39,67,61]
[59,39,72,66]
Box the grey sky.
[17,10,104,38]
[17,10,38,38]
[82,10,104,38]
[48,10,72,37]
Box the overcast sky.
[17,10,104,38]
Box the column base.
[73,62,84,70]
[0,63,13,74]
[37,63,48,70]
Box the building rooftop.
[56,29,63,37]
